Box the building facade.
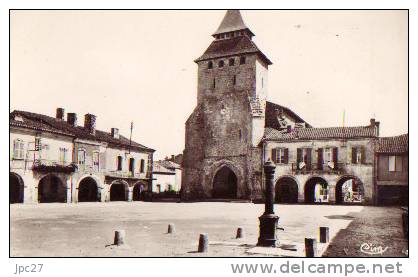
[375,134,408,205]
[181,10,408,205]
[152,160,182,193]
[10,108,154,204]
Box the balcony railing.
[291,162,346,174]
[105,170,146,179]
[32,159,78,174]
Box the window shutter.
[306,148,312,170]
[297,148,302,165]
[361,147,366,164]
[271,148,277,163]
[13,140,17,158]
[333,147,338,169]
[317,148,323,169]
[283,148,289,164]
[352,147,357,164]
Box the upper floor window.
[129,158,135,173]
[297,148,312,169]
[388,155,402,172]
[13,139,25,160]
[59,147,68,164]
[93,151,100,171]
[212,78,216,89]
[229,58,235,66]
[218,60,224,68]
[272,147,288,164]
[352,147,365,164]
[140,159,145,173]
[240,56,246,65]
[78,149,86,165]
[233,75,237,86]
[207,61,213,69]
[117,155,123,171]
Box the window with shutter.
[388,155,396,172]
[297,148,302,169]
[317,148,323,170]
[306,148,312,170]
[333,147,338,169]
[361,147,366,164]
[283,148,289,164]
[351,147,357,164]
[271,148,277,163]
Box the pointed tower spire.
[213,10,255,37]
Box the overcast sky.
[10,10,408,160]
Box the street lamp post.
[257,160,279,247]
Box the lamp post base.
[257,213,279,247]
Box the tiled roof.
[213,10,253,36]
[376,134,408,153]
[10,110,154,152]
[153,160,181,174]
[10,117,74,137]
[195,35,272,65]
[264,125,377,141]
[265,101,312,129]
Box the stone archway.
[110,180,129,201]
[132,182,145,201]
[335,176,365,204]
[78,177,100,202]
[10,172,24,204]
[304,177,328,204]
[38,174,67,203]
[212,166,238,199]
[275,176,298,203]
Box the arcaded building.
[10,108,154,204]
[181,10,406,205]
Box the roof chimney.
[111,128,119,139]
[84,114,96,135]
[67,113,77,127]
[56,108,65,120]
[370,118,380,137]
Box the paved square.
[10,202,406,257]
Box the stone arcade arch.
[78,177,100,202]
[335,175,365,204]
[304,177,328,204]
[38,174,67,203]
[212,166,238,199]
[10,172,24,204]
[132,182,146,201]
[109,180,129,201]
[275,176,299,204]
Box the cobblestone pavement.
[10,202,406,257]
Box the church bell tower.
[182,10,272,200]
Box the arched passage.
[10,173,24,204]
[212,166,237,199]
[132,182,145,201]
[110,180,129,201]
[78,177,100,202]
[304,177,328,204]
[38,174,67,203]
[275,177,298,203]
[335,176,365,204]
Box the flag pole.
[129,121,133,153]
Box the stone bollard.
[319,227,329,243]
[305,238,317,257]
[198,233,208,253]
[114,230,126,246]
[168,223,176,234]
[236,227,245,239]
